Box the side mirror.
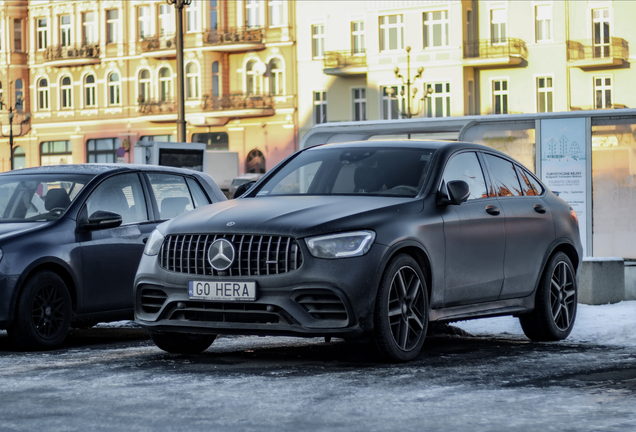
[80,210,123,230]
[437,180,470,206]
[233,180,256,199]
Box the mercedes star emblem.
[207,239,235,271]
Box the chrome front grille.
[159,234,303,276]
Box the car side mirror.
[80,210,123,230]
[233,180,256,199]
[437,180,470,206]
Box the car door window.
[147,173,197,220]
[186,177,211,208]
[85,173,149,225]
[516,166,544,196]
[484,154,523,197]
[442,152,488,200]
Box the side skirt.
[429,296,534,323]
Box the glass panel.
[85,173,148,225]
[442,152,488,200]
[461,122,536,171]
[147,174,195,220]
[484,154,523,196]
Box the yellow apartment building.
[0,0,297,173]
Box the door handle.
[534,204,547,214]
[485,205,500,216]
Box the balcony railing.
[141,35,176,56]
[323,50,367,68]
[463,38,528,61]
[202,94,273,112]
[202,27,264,51]
[44,44,100,66]
[567,38,628,67]
[138,99,176,115]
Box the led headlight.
[305,231,376,259]
[144,229,165,256]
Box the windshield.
[255,146,435,198]
[0,174,93,222]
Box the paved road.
[0,326,634,432]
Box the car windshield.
[255,146,436,197]
[0,173,92,222]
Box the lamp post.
[388,46,433,118]
[0,86,31,171]
[166,0,192,142]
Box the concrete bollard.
[578,257,625,305]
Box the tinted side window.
[186,177,211,207]
[442,152,488,200]
[85,173,149,225]
[484,154,523,197]
[147,173,195,220]
[516,166,544,196]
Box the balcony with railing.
[567,37,629,69]
[140,35,176,59]
[43,44,100,67]
[138,99,177,122]
[202,27,265,52]
[463,38,528,67]
[323,50,368,76]
[201,94,274,118]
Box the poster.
[540,118,587,255]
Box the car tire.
[519,251,577,341]
[8,271,72,351]
[150,332,217,354]
[373,254,429,362]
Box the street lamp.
[166,0,192,142]
[388,46,434,118]
[0,86,31,171]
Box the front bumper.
[0,273,20,328]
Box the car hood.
[0,222,50,242]
[164,195,424,238]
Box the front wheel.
[150,332,217,354]
[373,254,429,362]
[519,252,577,341]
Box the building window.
[212,61,219,97]
[313,91,327,125]
[106,9,119,44]
[187,1,199,32]
[61,76,72,109]
[246,149,266,174]
[108,72,121,105]
[423,11,449,48]
[37,18,48,51]
[139,69,151,103]
[15,79,23,111]
[536,77,553,113]
[593,8,611,58]
[87,138,119,163]
[351,21,365,54]
[14,19,22,52]
[352,88,366,121]
[186,63,199,99]
[84,74,96,107]
[269,58,283,95]
[425,83,451,118]
[492,79,508,114]
[140,135,175,142]
[13,146,25,169]
[139,6,150,40]
[269,0,285,27]
[60,15,71,46]
[192,132,229,150]
[0,82,3,103]
[159,67,172,101]
[159,4,174,37]
[594,76,612,109]
[535,4,552,42]
[210,0,218,30]
[83,12,95,45]
[246,0,260,28]
[379,15,404,52]
[38,78,49,110]
[246,60,263,95]
[41,141,72,166]
[491,9,507,44]
[381,85,404,120]
[312,24,325,59]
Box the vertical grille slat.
[159,234,303,276]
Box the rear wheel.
[150,332,217,354]
[373,254,428,362]
[520,252,577,341]
[8,271,72,351]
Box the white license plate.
[188,281,256,301]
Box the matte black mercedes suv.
[134,141,582,362]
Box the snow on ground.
[453,300,636,347]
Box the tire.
[8,271,72,351]
[373,254,429,362]
[150,332,217,354]
[519,252,577,341]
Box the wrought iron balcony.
[141,35,176,58]
[567,37,629,69]
[323,50,368,76]
[463,38,528,67]
[201,94,274,119]
[44,44,100,67]
[138,99,176,115]
[202,27,264,52]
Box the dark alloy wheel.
[8,271,72,351]
[520,251,577,341]
[151,332,217,354]
[373,254,429,362]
